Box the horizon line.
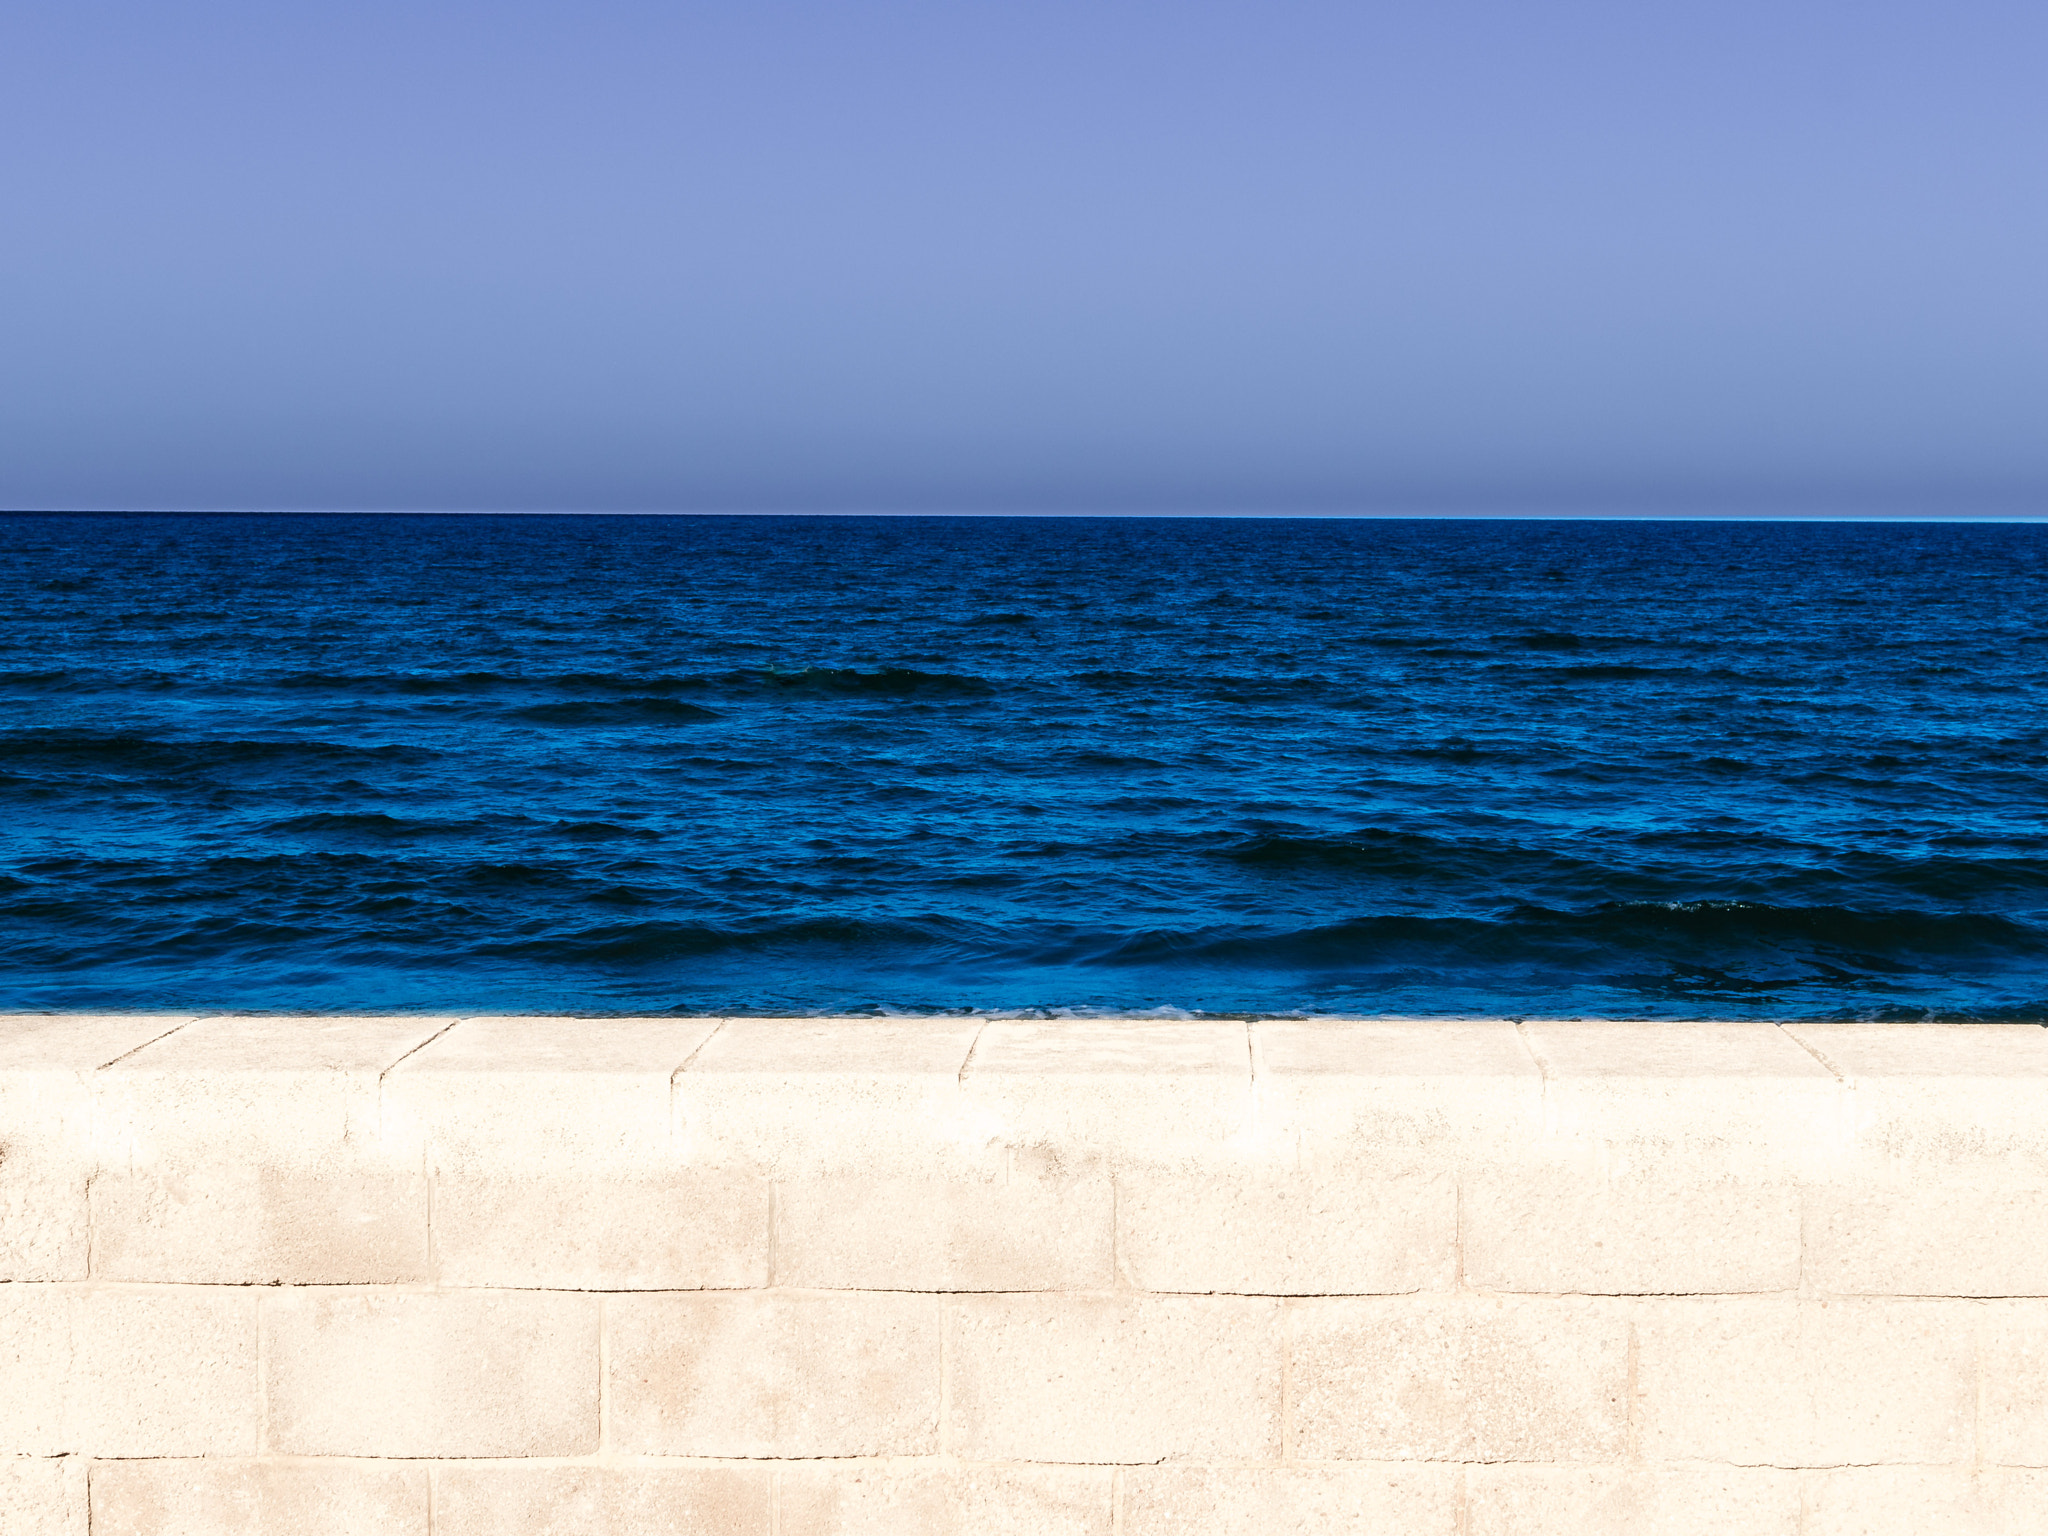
[6,507,2048,523]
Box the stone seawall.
[4,1013,2047,1534]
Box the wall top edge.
[2,1013,2045,1081]
[6,1012,2044,1024]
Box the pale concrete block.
[948,1294,1283,1463]
[1462,1165,1800,1294]
[383,1017,720,1168]
[408,1015,724,1073]
[1521,1021,1845,1160]
[1122,1466,1458,1536]
[1804,1468,2048,1536]
[676,1020,981,1175]
[432,1167,770,1289]
[963,1022,1251,1160]
[0,1286,257,1456]
[264,1289,598,1457]
[433,1464,771,1536]
[97,1015,456,1154]
[607,1290,939,1457]
[0,1288,80,1453]
[90,1460,427,1536]
[0,1015,193,1281]
[1636,1296,1975,1465]
[0,1147,88,1282]
[1789,1022,2048,1079]
[1807,1179,2048,1296]
[693,1018,979,1075]
[0,1013,199,1070]
[91,1161,428,1284]
[1785,1023,2048,1167]
[972,1020,1247,1075]
[1980,1300,2048,1466]
[1466,1466,1801,1536]
[1116,1162,1454,1295]
[1289,1295,1628,1462]
[775,1160,1112,1291]
[0,1457,85,1535]
[105,1014,454,1074]
[780,1464,1113,1536]
[1252,1020,1541,1157]
[1254,1018,1533,1076]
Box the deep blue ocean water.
[3,512,2045,1019]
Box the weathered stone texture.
[1289,1295,1630,1462]
[263,1289,598,1457]
[948,1294,1284,1463]
[2,1016,2045,1532]
[606,1290,940,1457]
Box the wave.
[1217,828,2048,906]
[739,666,994,698]
[512,698,720,726]
[266,812,494,839]
[1081,903,2048,972]
[0,669,82,690]
[267,666,995,704]
[549,821,664,842]
[1219,827,1598,884]
[1063,750,1171,770]
[274,670,717,697]
[0,668,198,694]
[1503,632,1588,650]
[0,730,439,771]
[1521,663,1690,681]
[473,914,971,963]
[276,670,528,695]
[260,813,661,843]
[1071,670,1159,691]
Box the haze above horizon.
[4,1,2044,515]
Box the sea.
[2,512,2044,1020]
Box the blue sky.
[3,0,2044,514]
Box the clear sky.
[3,0,2044,514]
